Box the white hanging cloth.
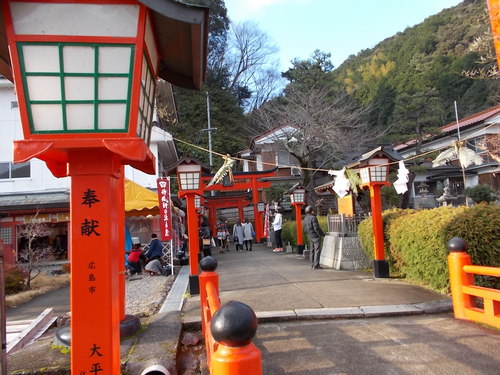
[393,160,409,194]
[328,167,350,198]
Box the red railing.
[198,256,262,375]
[447,237,500,329]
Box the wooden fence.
[447,237,499,329]
[198,256,262,375]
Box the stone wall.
[319,234,370,270]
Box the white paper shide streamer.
[393,160,409,194]
[328,167,350,198]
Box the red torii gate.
[202,193,252,234]
[201,168,278,242]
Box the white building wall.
[0,79,70,194]
[1,78,168,194]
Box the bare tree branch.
[249,85,373,194]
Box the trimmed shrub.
[464,184,496,203]
[281,220,297,247]
[358,204,499,292]
[387,206,463,292]
[442,203,500,288]
[4,265,28,295]
[357,208,415,271]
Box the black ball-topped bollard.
[446,237,468,252]
[200,255,218,272]
[211,301,258,347]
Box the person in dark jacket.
[302,206,325,270]
[145,233,163,261]
[199,216,212,257]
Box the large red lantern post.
[170,157,210,295]
[358,148,396,278]
[289,185,305,253]
[1,1,208,373]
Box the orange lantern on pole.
[289,184,306,253]
[358,146,400,278]
[0,1,208,373]
[167,156,211,295]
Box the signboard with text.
[263,204,270,238]
[157,178,172,241]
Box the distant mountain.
[332,0,499,143]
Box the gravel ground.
[125,274,175,317]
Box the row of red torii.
[166,156,280,295]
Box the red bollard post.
[210,301,262,375]
[446,237,475,320]
[199,256,219,335]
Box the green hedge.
[358,204,500,293]
[357,208,415,270]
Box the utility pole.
[203,91,217,196]
[205,91,216,166]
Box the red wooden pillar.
[238,202,244,221]
[293,203,304,247]
[68,149,121,374]
[117,168,125,321]
[369,184,389,278]
[208,201,217,236]
[185,193,200,295]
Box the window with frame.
[0,227,12,245]
[0,161,30,179]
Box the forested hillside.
[169,0,499,168]
[332,0,499,143]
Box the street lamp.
[257,201,265,213]
[290,187,306,204]
[1,1,208,373]
[168,156,210,295]
[358,146,399,278]
[194,195,202,209]
[289,185,306,254]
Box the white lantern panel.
[145,14,159,75]
[141,57,148,83]
[179,172,200,190]
[66,104,94,130]
[370,166,388,182]
[22,45,60,73]
[65,77,94,100]
[99,47,132,74]
[140,89,145,110]
[98,77,129,101]
[98,104,127,130]
[63,46,94,73]
[136,113,143,137]
[360,168,370,184]
[148,79,155,102]
[10,3,139,37]
[146,70,153,95]
[31,105,63,131]
[144,104,151,124]
[27,76,61,101]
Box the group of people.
[214,217,255,253]
[126,233,168,276]
[127,204,325,274]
